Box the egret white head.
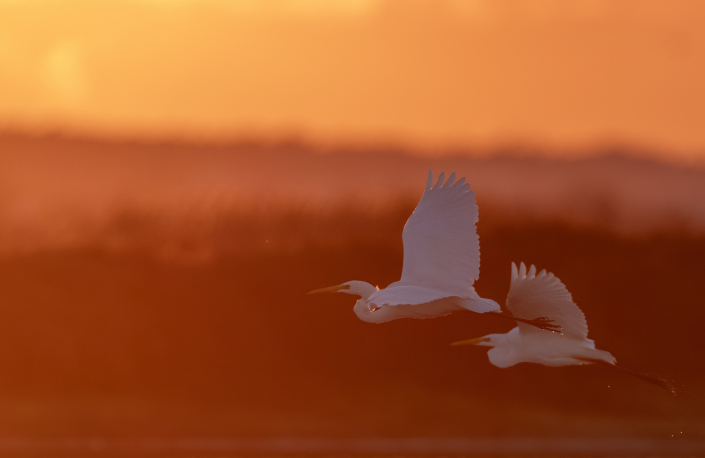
[307,280,378,300]
[452,332,517,368]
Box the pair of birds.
[309,170,675,392]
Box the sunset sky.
[1,0,704,162]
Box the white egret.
[453,262,677,393]
[308,171,559,331]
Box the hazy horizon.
[2,0,705,163]
[1,134,705,255]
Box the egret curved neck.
[344,281,378,300]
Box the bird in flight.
[308,170,559,331]
[453,262,678,393]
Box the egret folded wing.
[368,286,458,307]
[396,170,480,296]
[506,262,588,339]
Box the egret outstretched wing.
[506,262,588,339]
[308,169,513,324]
[455,262,678,393]
[395,170,479,297]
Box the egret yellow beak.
[307,284,350,294]
[451,337,491,346]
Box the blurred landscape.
[0,133,703,452]
[1,0,704,455]
[3,132,705,256]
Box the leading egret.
[453,262,677,393]
[308,170,559,331]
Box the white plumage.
[309,171,558,331]
[396,170,480,296]
[453,262,679,392]
[507,262,588,340]
[454,262,614,367]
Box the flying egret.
[453,262,677,393]
[308,170,559,331]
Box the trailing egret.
[453,262,677,393]
[308,171,559,331]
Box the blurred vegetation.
[0,205,702,439]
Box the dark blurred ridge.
[1,133,705,257]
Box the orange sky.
[1,0,704,161]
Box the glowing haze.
[1,0,704,161]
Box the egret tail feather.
[575,357,683,395]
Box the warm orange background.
[1,0,705,161]
[0,1,704,452]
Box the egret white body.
[453,263,677,392]
[309,171,558,331]
[454,262,615,367]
